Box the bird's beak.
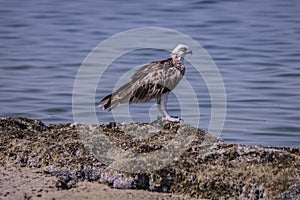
[186,49,192,56]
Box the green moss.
[0,117,299,199]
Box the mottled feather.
[99,57,185,110]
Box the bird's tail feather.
[99,82,132,111]
[99,93,113,110]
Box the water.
[1,0,299,147]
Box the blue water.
[1,0,300,147]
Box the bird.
[99,44,192,122]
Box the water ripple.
[0,0,299,147]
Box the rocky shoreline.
[0,117,299,199]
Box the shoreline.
[0,117,299,199]
[1,164,193,200]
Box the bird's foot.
[165,116,184,123]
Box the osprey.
[99,44,192,122]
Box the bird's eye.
[181,47,187,51]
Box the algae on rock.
[0,117,299,199]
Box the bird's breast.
[175,65,185,76]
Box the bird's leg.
[157,92,182,123]
[157,92,170,118]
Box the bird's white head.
[172,44,192,58]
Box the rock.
[112,174,134,189]
[0,117,299,199]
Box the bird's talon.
[165,116,183,123]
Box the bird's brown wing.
[99,58,184,110]
[129,58,183,103]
